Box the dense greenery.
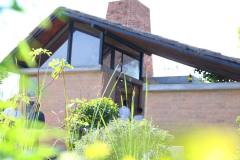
[74,119,173,160]
[66,98,119,148]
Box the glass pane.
[41,40,68,68]
[71,31,100,66]
[114,50,122,72]
[103,45,112,68]
[122,54,140,79]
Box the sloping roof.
[3,7,240,80]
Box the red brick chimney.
[106,0,153,77]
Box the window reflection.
[112,46,140,79]
[71,31,100,66]
[122,54,140,79]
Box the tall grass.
[74,119,173,160]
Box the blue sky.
[0,0,240,99]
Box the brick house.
[3,0,240,130]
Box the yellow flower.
[84,141,111,159]
[122,155,135,160]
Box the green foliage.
[29,48,52,62]
[68,98,119,129]
[0,94,29,111]
[195,69,234,83]
[53,7,69,23]
[10,0,24,12]
[17,41,36,67]
[0,118,57,160]
[74,119,174,160]
[49,58,74,80]
[0,66,8,84]
[0,112,15,127]
[0,0,24,13]
[0,100,13,112]
[38,17,53,30]
[66,98,119,148]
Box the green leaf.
[48,58,74,80]
[17,41,36,67]
[10,0,24,12]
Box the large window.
[71,30,100,66]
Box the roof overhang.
[3,7,240,80]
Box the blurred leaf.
[0,65,8,84]
[0,54,20,73]
[19,74,30,93]
[179,128,238,160]
[49,58,73,80]
[17,41,36,67]
[54,7,68,22]
[10,0,24,12]
[0,118,59,159]
[38,17,52,30]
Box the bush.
[74,119,174,160]
[66,98,119,148]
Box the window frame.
[69,22,103,66]
[103,43,143,80]
[70,29,102,67]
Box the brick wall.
[30,71,104,127]
[106,0,153,77]
[106,0,151,32]
[145,90,240,130]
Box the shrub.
[66,97,119,148]
[74,119,174,160]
